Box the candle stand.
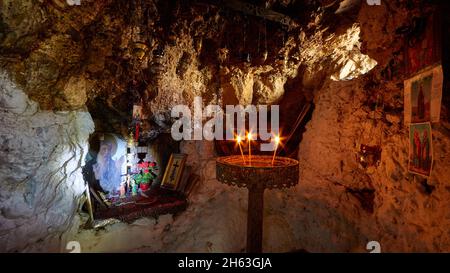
[216,155,299,253]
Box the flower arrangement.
[133,161,157,191]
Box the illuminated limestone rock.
[0,71,94,252]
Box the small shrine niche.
[356,144,382,169]
[82,132,188,227]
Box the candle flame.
[247,132,252,166]
[271,134,281,166]
[275,135,281,144]
[236,135,246,164]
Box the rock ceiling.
[0,0,426,138]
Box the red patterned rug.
[94,187,187,223]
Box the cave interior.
[1,0,450,253]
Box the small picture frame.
[161,153,188,190]
[404,12,442,77]
[132,105,143,120]
[408,122,433,177]
[404,64,443,125]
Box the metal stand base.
[246,184,265,253]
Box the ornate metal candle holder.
[216,155,299,253]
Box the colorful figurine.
[131,180,138,196]
[119,182,126,198]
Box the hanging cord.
[216,61,221,105]
[257,20,261,55]
[243,16,247,54]
[225,8,230,50]
[130,0,136,40]
[264,19,268,53]
[216,9,223,105]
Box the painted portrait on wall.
[404,64,443,125]
[405,12,441,77]
[410,75,432,123]
[132,105,143,120]
[408,123,433,177]
[93,134,127,195]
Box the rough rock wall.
[280,76,450,253]
[261,1,450,252]
[0,0,376,136]
[0,71,94,252]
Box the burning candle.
[271,135,281,166]
[236,135,246,164]
[247,132,252,166]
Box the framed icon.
[161,153,188,190]
[408,122,433,177]
[404,64,443,125]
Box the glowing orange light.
[271,134,281,166]
[275,135,281,144]
[236,135,246,164]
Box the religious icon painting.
[161,153,188,190]
[93,134,127,195]
[132,104,144,141]
[408,122,433,177]
[404,64,443,125]
[411,73,432,123]
[404,12,442,77]
[132,105,143,120]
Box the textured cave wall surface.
[271,2,450,252]
[0,0,375,130]
[292,78,450,252]
[0,71,94,252]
